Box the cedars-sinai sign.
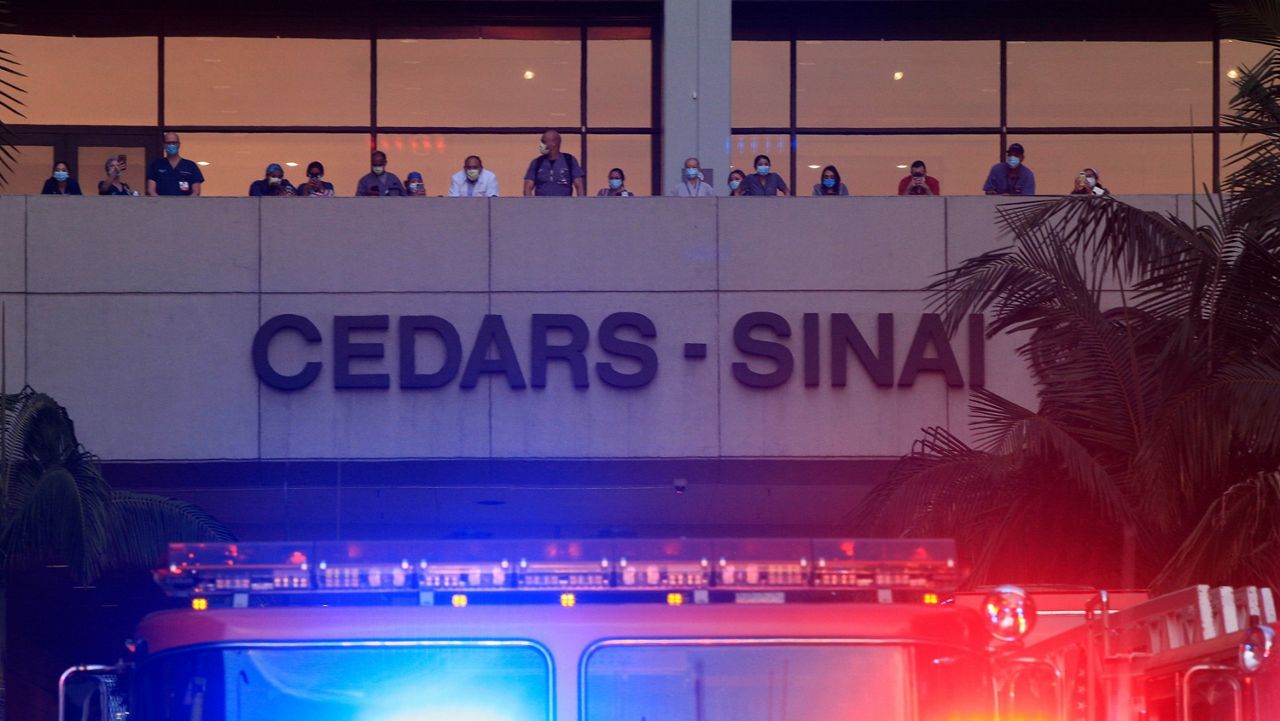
[252,312,987,391]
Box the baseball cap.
[1006,143,1025,157]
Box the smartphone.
[118,154,127,164]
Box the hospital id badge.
[178,180,190,192]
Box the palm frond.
[104,492,235,571]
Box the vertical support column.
[662,0,731,195]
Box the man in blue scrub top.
[147,132,204,196]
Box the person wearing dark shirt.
[147,132,204,196]
[41,161,82,195]
[248,163,296,196]
[726,169,747,196]
[406,171,427,196]
[297,161,335,197]
[983,142,1035,196]
[98,155,134,196]
[898,160,941,196]
[596,167,634,196]
[523,130,585,196]
[1071,167,1109,197]
[355,151,406,196]
[742,154,788,196]
[812,165,850,196]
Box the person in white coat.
[448,155,500,197]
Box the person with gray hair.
[668,156,715,197]
[98,155,136,196]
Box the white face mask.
[268,176,282,185]
[372,165,385,175]
[466,169,480,181]
[1085,176,1097,187]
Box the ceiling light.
[896,164,909,169]
[284,162,298,167]
[893,71,904,80]
[1228,68,1241,79]
[196,161,211,166]
[524,70,535,80]
[807,164,821,169]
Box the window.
[165,38,370,126]
[1221,39,1271,111]
[732,41,789,128]
[587,30,652,128]
[0,34,157,125]
[795,134,999,195]
[796,41,999,128]
[584,642,991,721]
[139,643,552,721]
[378,38,581,128]
[6,145,54,194]
[587,134,651,194]
[1007,42,1213,127]
[1014,133,1213,195]
[376,133,582,196]
[177,133,372,197]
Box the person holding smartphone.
[99,155,135,195]
[897,160,940,196]
[297,161,335,197]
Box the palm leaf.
[104,492,235,571]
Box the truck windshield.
[583,642,991,721]
[136,643,552,721]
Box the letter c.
[252,314,322,391]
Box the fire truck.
[59,538,1278,721]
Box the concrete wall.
[1,194,1195,537]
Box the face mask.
[372,166,385,175]
[539,143,549,155]
[309,174,323,182]
[408,182,423,192]
[609,178,623,190]
[756,165,770,175]
[911,171,924,178]
[1085,176,1097,187]
[164,144,179,156]
[53,171,69,182]
[268,176,282,185]
[684,167,701,179]
[822,178,836,188]
[729,180,741,190]
[1007,156,1021,168]
[466,169,480,182]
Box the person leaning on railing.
[812,164,849,196]
[742,154,788,196]
[898,160,940,196]
[726,168,747,196]
[296,161,335,197]
[41,160,82,195]
[596,167,634,196]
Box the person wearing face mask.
[983,142,1035,196]
[523,130,585,196]
[1071,167,1109,197]
[297,161,335,197]
[248,163,296,197]
[449,156,500,197]
[726,168,748,197]
[596,167,634,197]
[356,150,406,197]
[897,160,940,196]
[668,156,716,197]
[741,154,788,196]
[812,165,849,196]
[147,131,203,196]
[98,156,135,196]
[406,171,427,197]
[41,161,82,195]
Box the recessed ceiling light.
[524,70,535,80]
[196,161,211,166]
[807,164,821,169]
[284,162,298,167]
[892,71,904,80]
[896,164,909,169]
[1228,68,1241,79]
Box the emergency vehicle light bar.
[156,538,960,599]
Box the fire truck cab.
[59,539,1277,721]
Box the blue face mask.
[756,165,770,175]
[52,170,69,182]
[684,167,700,179]
[609,178,622,190]
[822,177,836,188]
[729,180,741,190]
[164,144,180,156]
[1007,156,1021,168]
